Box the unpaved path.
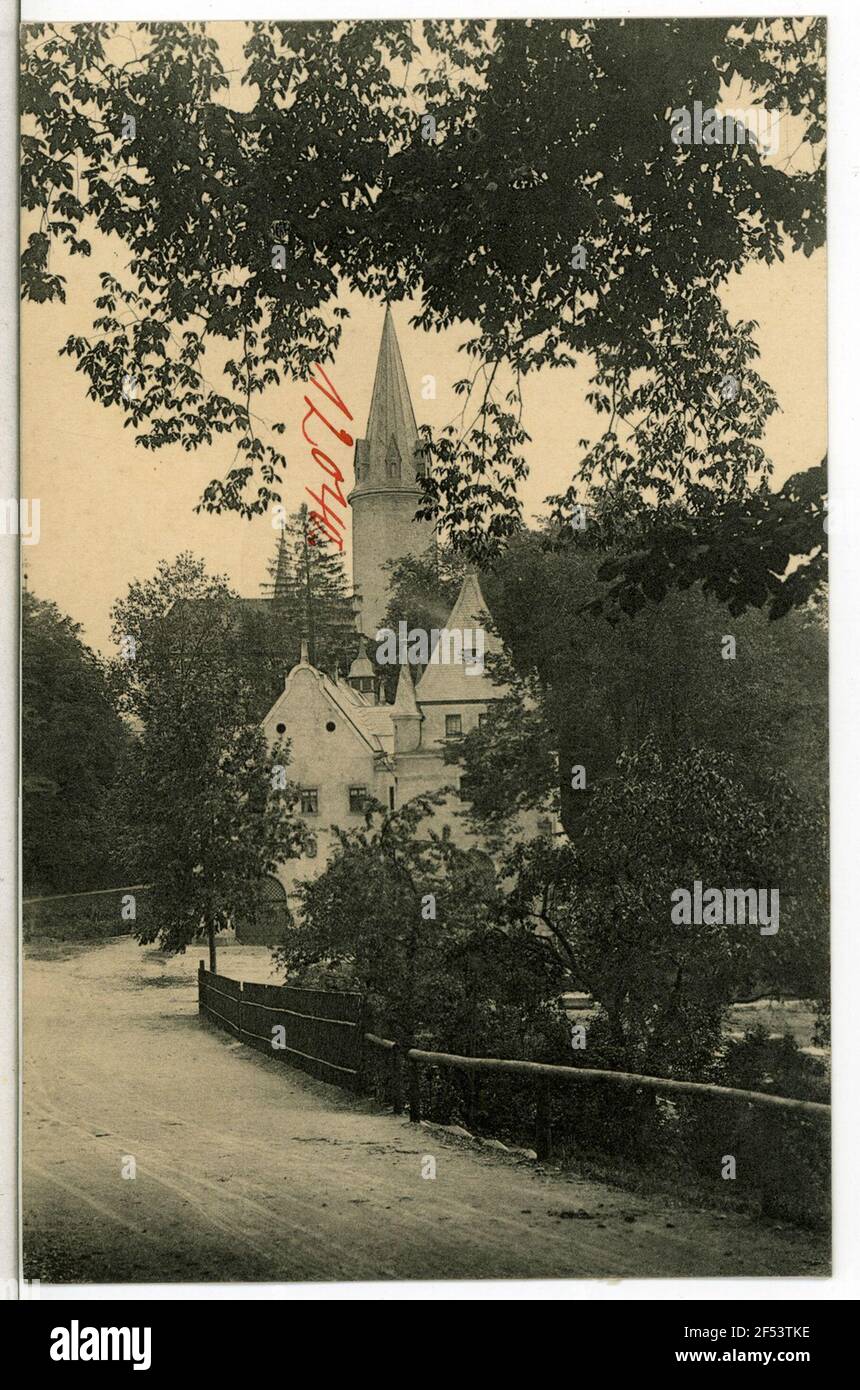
[23,937,827,1283]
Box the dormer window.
[385,439,402,480]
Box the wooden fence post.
[391,1045,404,1115]
[198,959,205,1016]
[236,980,243,1043]
[535,1077,552,1161]
[408,1056,422,1123]
[356,1000,368,1095]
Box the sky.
[20,22,827,657]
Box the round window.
[276,722,286,734]
[325,720,336,732]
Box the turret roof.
[392,659,421,717]
[365,303,419,459]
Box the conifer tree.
[261,504,357,675]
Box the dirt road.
[23,937,827,1283]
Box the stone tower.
[348,304,435,636]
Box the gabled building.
[249,308,545,932]
[259,566,505,908]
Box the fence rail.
[23,883,152,941]
[198,964,364,1089]
[197,969,830,1165]
[22,882,152,906]
[363,1035,830,1161]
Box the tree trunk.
[208,921,217,973]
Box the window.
[304,834,318,859]
[389,786,396,810]
[300,788,319,815]
[349,785,367,813]
[445,714,463,740]
[276,722,286,734]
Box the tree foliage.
[451,530,826,837]
[110,554,304,965]
[21,19,825,612]
[277,796,566,1055]
[264,503,357,674]
[22,589,128,894]
[378,545,467,638]
[503,742,827,1076]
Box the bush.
[23,889,149,942]
[674,1028,829,1226]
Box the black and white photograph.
[11,7,839,1302]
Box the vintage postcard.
[18,14,828,1292]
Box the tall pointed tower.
[348,305,435,636]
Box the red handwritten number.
[302,364,352,552]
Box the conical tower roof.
[351,305,423,492]
[392,659,421,716]
[347,304,437,640]
[365,303,419,457]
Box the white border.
[8,0,858,1303]
[0,0,19,1297]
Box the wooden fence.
[198,966,830,1165]
[363,1037,831,1162]
[198,964,364,1089]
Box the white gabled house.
[247,309,549,935]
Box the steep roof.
[263,653,396,758]
[351,305,423,491]
[347,634,375,682]
[414,572,502,705]
[392,659,421,717]
[366,303,419,457]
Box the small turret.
[391,660,423,753]
[348,636,377,703]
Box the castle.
[247,309,542,936]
